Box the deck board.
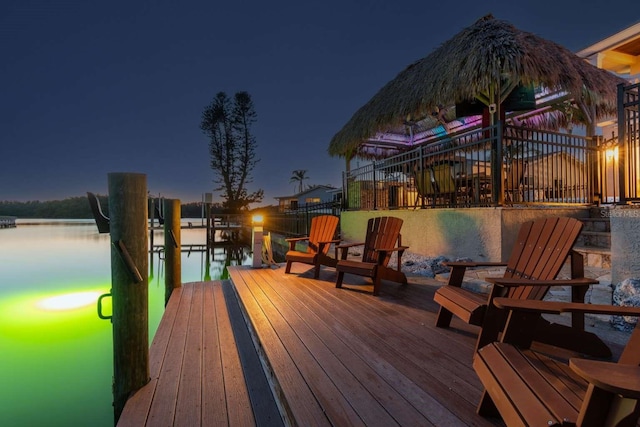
[118,264,505,427]
[228,264,501,426]
[117,281,270,427]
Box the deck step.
[573,245,611,269]
[580,219,611,233]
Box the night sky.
[2,0,638,205]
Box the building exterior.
[274,185,339,212]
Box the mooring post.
[108,172,149,425]
[164,198,181,305]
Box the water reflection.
[0,219,250,427]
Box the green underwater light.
[0,284,112,343]
[37,291,102,311]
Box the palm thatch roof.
[328,14,627,160]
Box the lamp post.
[251,214,264,268]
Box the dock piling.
[108,172,149,425]
[164,198,181,305]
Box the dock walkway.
[117,280,281,427]
[227,265,498,426]
[117,263,628,426]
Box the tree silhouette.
[290,170,309,194]
[200,92,263,212]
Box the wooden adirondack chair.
[413,167,436,209]
[432,163,458,206]
[474,298,640,427]
[335,216,409,296]
[285,215,340,278]
[433,217,609,356]
[504,159,526,205]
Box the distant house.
[275,185,340,212]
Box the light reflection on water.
[0,219,250,427]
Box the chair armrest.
[570,359,640,399]
[318,239,341,245]
[285,236,309,243]
[443,261,508,268]
[335,242,364,260]
[493,298,640,317]
[486,277,599,287]
[374,245,409,253]
[336,242,364,249]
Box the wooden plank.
[220,280,283,426]
[213,281,255,427]
[474,343,558,426]
[247,267,426,426]
[295,276,488,417]
[230,268,332,426]
[118,289,184,427]
[231,265,497,426]
[149,286,183,377]
[174,282,204,427]
[234,267,364,426]
[201,282,229,426]
[496,344,578,423]
[254,270,454,425]
[146,283,194,426]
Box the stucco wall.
[610,206,640,285]
[340,207,589,262]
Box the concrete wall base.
[340,207,590,262]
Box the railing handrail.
[343,122,598,210]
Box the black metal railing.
[618,82,640,203]
[343,123,598,210]
[264,201,342,237]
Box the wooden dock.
[117,263,506,426]
[0,216,16,228]
[117,280,282,427]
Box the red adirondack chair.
[335,216,408,296]
[285,215,340,279]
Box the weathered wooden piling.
[108,172,149,424]
[163,198,181,305]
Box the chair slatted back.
[415,168,436,196]
[361,217,403,267]
[505,160,526,191]
[432,164,456,194]
[503,217,583,301]
[306,215,339,255]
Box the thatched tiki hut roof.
[329,14,627,162]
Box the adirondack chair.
[413,167,436,209]
[335,216,408,296]
[433,217,608,356]
[504,159,526,205]
[432,163,458,206]
[474,298,640,427]
[285,215,340,278]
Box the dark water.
[0,219,250,427]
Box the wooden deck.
[228,264,499,426]
[118,263,504,426]
[117,280,281,427]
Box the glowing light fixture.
[252,215,264,268]
[37,291,101,311]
